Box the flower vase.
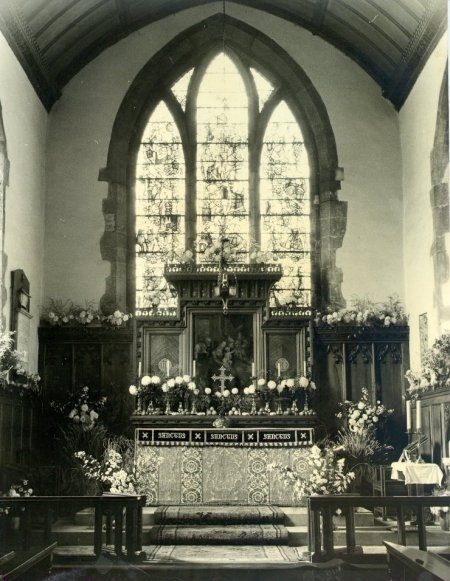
[276,398,283,415]
[250,395,257,415]
[135,396,142,415]
[146,401,154,415]
[165,398,171,415]
[303,393,309,414]
[190,400,197,415]
[178,402,184,414]
[291,400,299,415]
[264,402,271,414]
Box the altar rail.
[308,495,450,563]
[0,495,146,560]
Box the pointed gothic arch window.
[134,51,311,311]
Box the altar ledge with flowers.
[130,371,317,506]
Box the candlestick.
[277,362,281,377]
[166,360,170,378]
[416,399,422,431]
[406,399,411,431]
[193,360,196,377]
[138,361,142,377]
[303,360,307,376]
[251,362,255,377]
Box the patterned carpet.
[154,505,285,524]
[144,544,308,564]
[148,524,289,545]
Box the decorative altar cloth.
[390,462,444,485]
[136,427,313,447]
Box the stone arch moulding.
[430,64,449,330]
[0,102,9,329]
[98,13,347,314]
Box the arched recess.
[0,103,9,328]
[99,13,346,313]
[430,64,449,330]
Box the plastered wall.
[43,3,406,313]
[0,32,48,372]
[400,33,448,368]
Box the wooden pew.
[0,543,57,580]
[384,541,450,581]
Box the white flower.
[183,374,191,383]
[81,404,89,412]
[175,376,183,384]
[257,378,266,387]
[204,387,211,395]
[188,381,196,391]
[231,387,238,395]
[299,376,309,388]
[167,378,175,388]
[286,379,295,388]
[243,387,249,395]
[223,389,230,397]
[267,380,277,390]
[248,385,255,395]
[90,410,98,420]
[141,375,151,386]
[151,375,160,384]
[129,385,138,395]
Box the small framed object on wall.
[10,269,32,369]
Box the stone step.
[74,506,375,527]
[287,525,450,548]
[147,524,289,545]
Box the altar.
[133,415,315,506]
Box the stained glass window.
[260,101,311,307]
[134,52,311,310]
[197,54,249,262]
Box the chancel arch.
[99,14,346,317]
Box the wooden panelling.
[314,326,410,455]
[0,393,36,491]
[411,389,450,465]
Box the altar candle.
[406,399,411,431]
[138,361,142,377]
[193,360,196,376]
[416,399,422,431]
[166,360,170,377]
[251,362,255,377]
[303,361,307,376]
[277,362,281,377]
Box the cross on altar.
[211,365,234,394]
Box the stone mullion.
[318,191,347,310]
[100,180,128,313]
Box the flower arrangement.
[41,299,132,327]
[336,387,393,434]
[129,371,319,417]
[74,438,161,495]
[0,331,40,393]
[6,479,34,497]
[334,388,393,491]
[50,385,106,431]
[130,374,200,414]
[406,332,450,393]
[315,294,408,329]
[269,444,355,500]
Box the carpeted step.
[148,524,289,545]
[154,505,285,525]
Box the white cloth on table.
[391,461,444,485]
